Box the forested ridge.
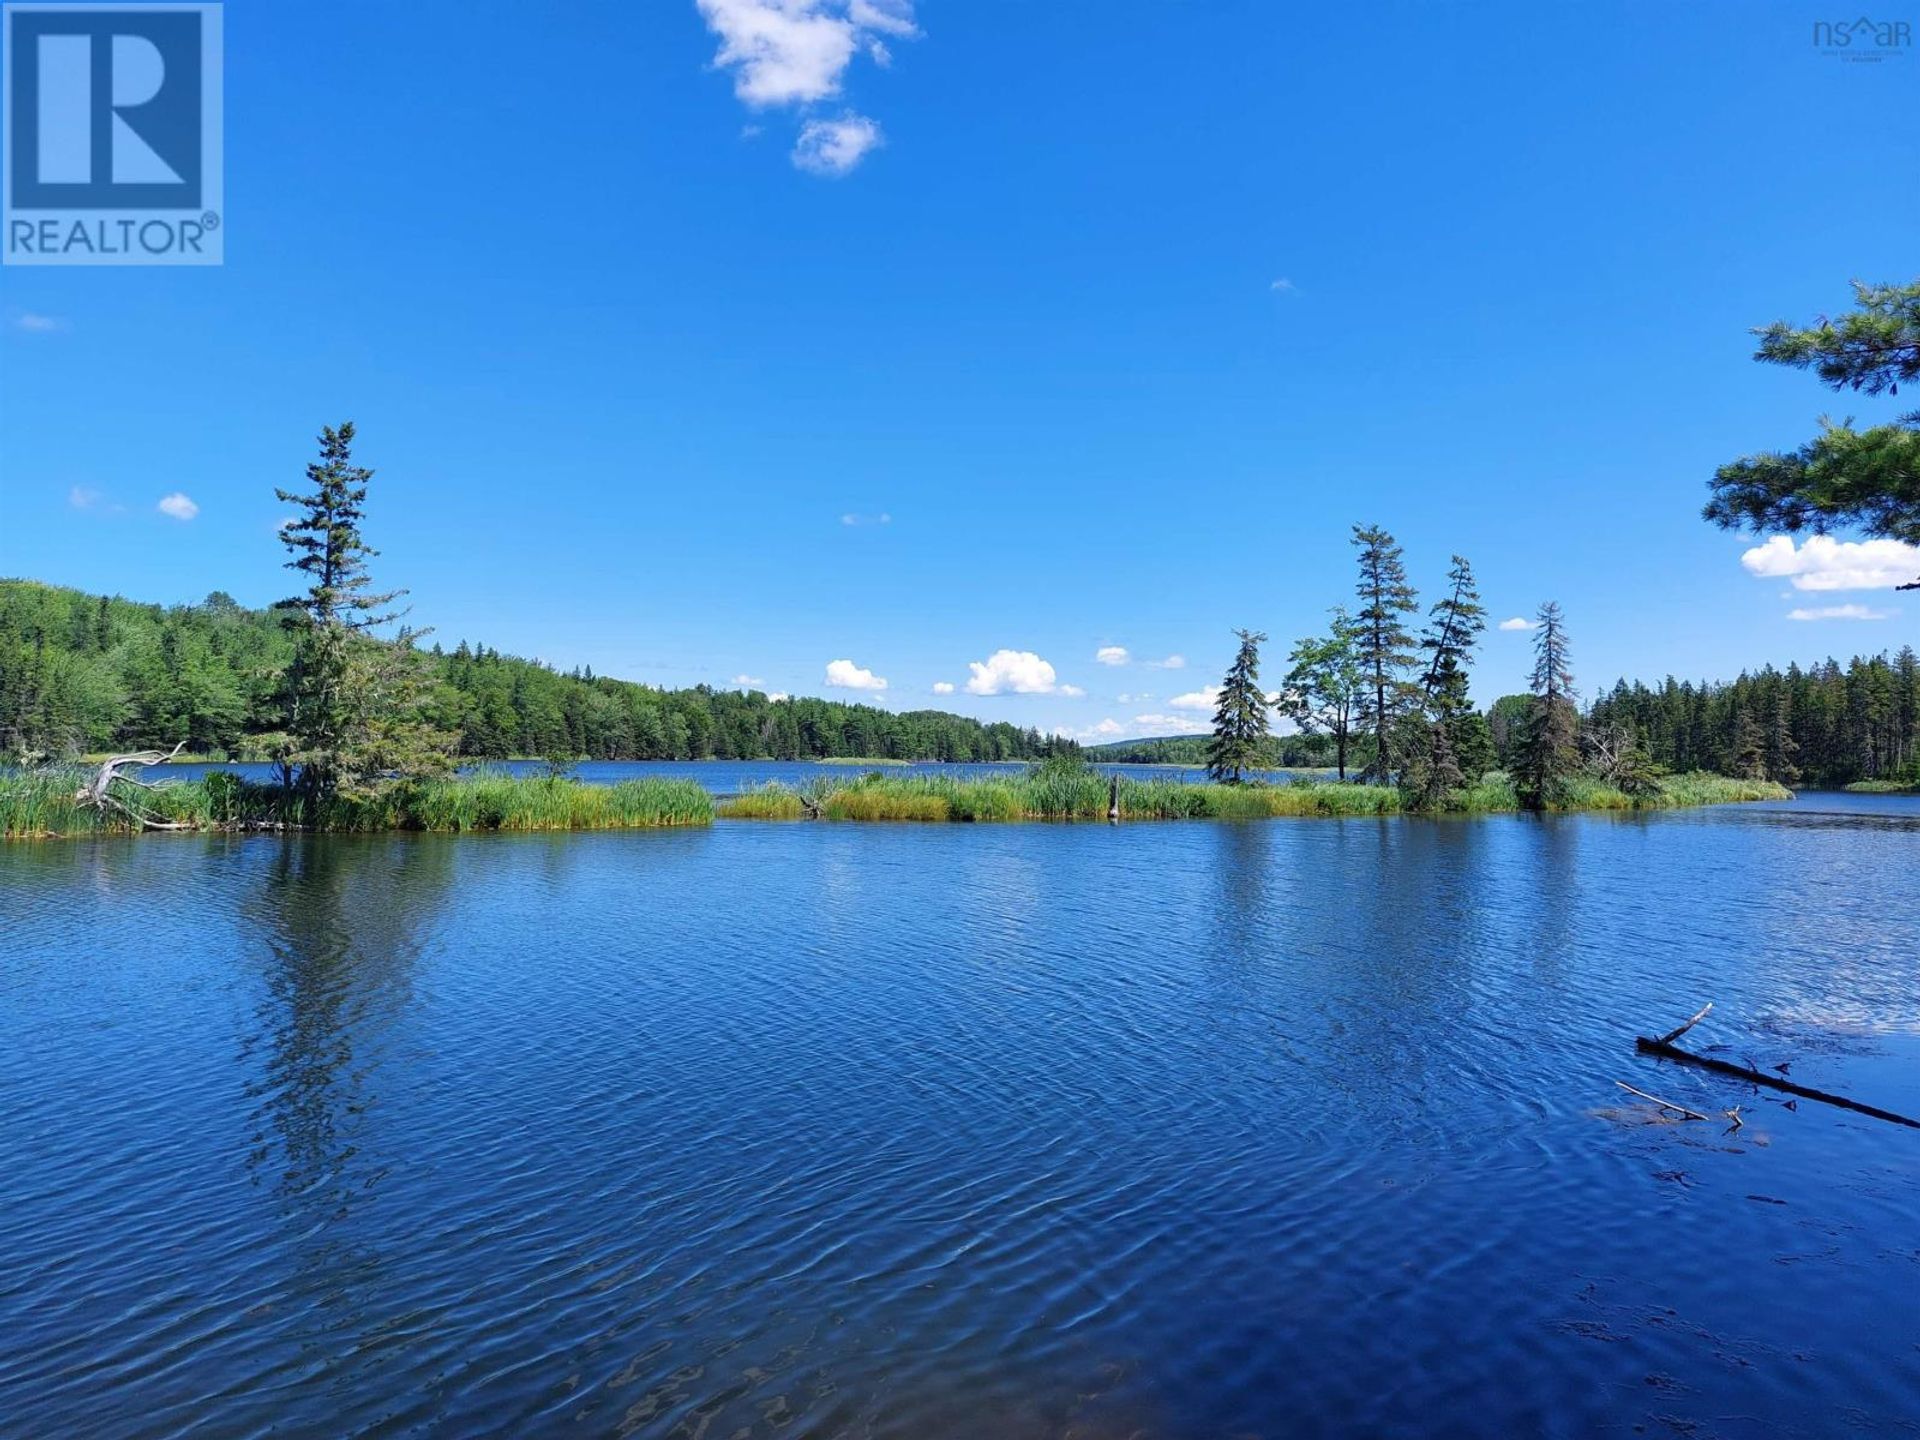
[0,579,1060,764]
[5,574,1916,786]
[1588,655,1920,788]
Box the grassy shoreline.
[716,770,1788,822]
[1,766,1792,839]
[1844,779,1920,794]
[0,768,713,839]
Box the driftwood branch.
[1657,1002,1712,1046]
[1614,1080,1709,1121]
[72,741,195,830]
[1635,1005,1920,1131]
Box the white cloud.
[1787,604,1896,622]
[1168,687,1219,712]
[732,673,766,687]
[1095,645,1129,666]
[1132,712,1211,736]
[13,312,65,332]
[1741,535,1920,592]
[697,0,881,105]
[793,112,883,175]
[825,658,887,690]
[69,486,100,509]
[840,510,891,526]
[768,691,790,702]
[696,1,914,176]
[157,492,199,521]
[1060,684,1085,698]
[1498,616,1537,632]
[1116,692,1152,704]
[965,649,1059,696]
[931,680,955,694]
[1145,654,1186,670]
[1089,718,1125,737]
[1270,278,1296,295]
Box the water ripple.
[2,805,1918,1437]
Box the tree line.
[0,426,1059,780]
[0,579,1060,766]
[1587,653,1920,788]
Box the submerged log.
[1613,1080,1710,1122]
[1636,1006,1920,1130]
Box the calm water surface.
[137,759,1312,794]
[2,795,1917,1438]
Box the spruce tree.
[1405,554,1488,806]
[1207,629,1270,784]
[275,423,452,803]
[1515,602,1579,809]
[1351,524,1419,783]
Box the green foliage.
[1705,279,1920,586]
[1486,693,1534,771]
[0,579,1059,767]
[1080,733,1338,768]
[700,768,1785,824]
[1588,645,1920,788]
[1514,602,1579,810]
[1207,629,1270,783]
[0,766,711,837]
[275,423,452,801]
[1279,607,1367,780]
[1350,525,1420,782]
[1752,278,1920,397]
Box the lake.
[131,758,1318,795]
[2,794,1917,1437]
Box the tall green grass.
[718,772,1404,822]
[1844,778,1920,794]
[3,762,1787,839]
[1,767,711,838]
[713,767,1787,823]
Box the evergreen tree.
[1729,703,1766,780]
[1705,279,1920,589]
[1404,554,1488,805]
[1207,629,1270,784]
[1351,524,1420,783]
[1515,602,1579,809]
[1419,555,1487,717]
[275,423,452,801]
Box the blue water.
[2,797,1918,1437]
[134,758,1319,796]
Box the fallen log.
[72,740,196,830]
[1636,1018,1920,1130]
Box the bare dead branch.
[1614,1080,1710,1122]
[1657,1003,1714,1046]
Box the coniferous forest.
[4,575,1915,786]
[0,579,1058,765]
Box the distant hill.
[1083,733,1338,767]
[0,578,1065,765]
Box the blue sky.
[3,0,1916,740]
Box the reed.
[1,767,712,838]
[706,767,1786,823]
